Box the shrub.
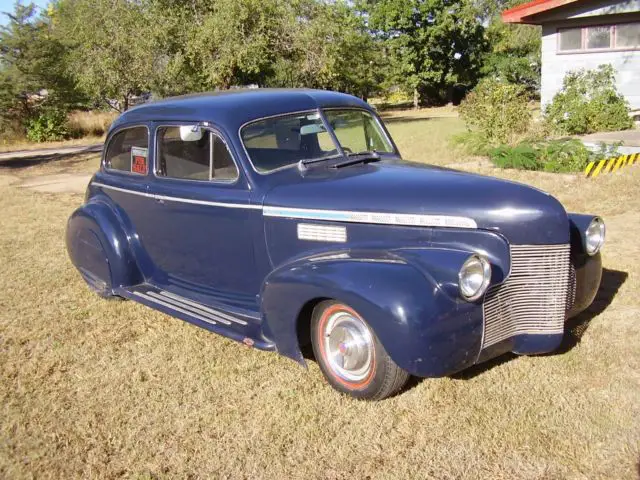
[458,78,532,145]
[450,131,493,156]
[544,64,633,135]
[537,139,593,172]
[489,139,606,173]
[490,142,540,170]
[26,109,69,142]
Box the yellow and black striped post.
[585,153,638,178]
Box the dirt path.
[18,173,91,193]
[0,144,101,161]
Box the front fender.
[260,248,486,377]
[567,213,604,317]
[66,198,142,294]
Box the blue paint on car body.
[66,89,604,380]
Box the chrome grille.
[482,244,571,349]
[566,263,577,311]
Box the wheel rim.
[322,308,374,383]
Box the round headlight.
[585,217,605,255]
[458,255,491,301]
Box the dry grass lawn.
[0,110,639,479]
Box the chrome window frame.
[238,107,399,176]
[102,124,151,177]
[153,123,240,185]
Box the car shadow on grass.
[556,267,628,354]
[447,267,628,383]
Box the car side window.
[156,126,238,182]
[104,126,149,174]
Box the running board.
[133,289,249,327]
[119,286,274,351]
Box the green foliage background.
[0,0,633,148]
[0,1,542,127]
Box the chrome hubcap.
[323,310,373,382]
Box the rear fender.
[66,198,142,294]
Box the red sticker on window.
[131,147,148,174]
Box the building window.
[558,22,640,52]
[559,28,582,51]
[586,26,611,49]
[617,23,640,48]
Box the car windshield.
[241,109,395,173]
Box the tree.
[479,0,541,96]
[54,0,160,111]
[360,0,488,108]
[184,0,293,90]
[269,1,384,99]
[147,0,381,99]
[0,2,81,131]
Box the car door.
[99,124,160,280]
[143,123,262,308]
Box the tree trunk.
[123,95,129,112]
[413,88,419,110]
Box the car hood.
[263,160,570,245]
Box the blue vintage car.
[66,89,605,400]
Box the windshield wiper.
[331,151,381,169]
[297,153,345,172]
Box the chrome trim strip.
[297,223,347,242]
[92,182,262,210]
[132,291,218,326]
[152,193,261,209]
[157,290,249,326]
[145,291,232,326]
[266,206,477,229]
[92,182,155,199]
[91,183,477,228]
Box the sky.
[0,0,50,25]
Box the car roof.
[110,88,373,134]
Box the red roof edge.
[502,0,580,24]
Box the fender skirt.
[66,200,142,294]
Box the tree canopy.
[0,0,542,137]
[360,0,488,107]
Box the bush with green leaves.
[26,109,70,142]
[489,138,608,173]
[545,65,633,135]
[458,78,532,146]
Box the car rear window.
[104,126,149,174]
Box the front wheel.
[311,300,409,400]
